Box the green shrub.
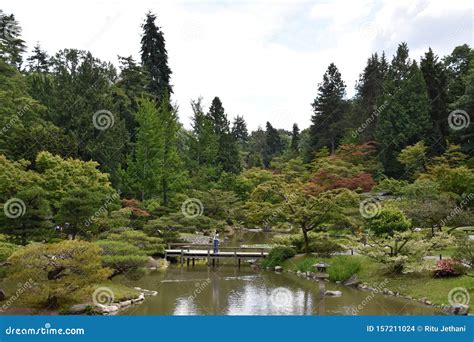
[262,246,296,268]
[273,232,343,255]
[309,239,344,257]
[327,256,361,281]
[0,241,19,262]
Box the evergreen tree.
[0,10,26,68]
[420,48,449,155]
[140,11,172,102]
[27,43,50,72]
[125,96,186,204]
[125,98,161,201]
[207,97,240,173]
[290,123,300,153]
[309,63,346,157]
[157,96,187,205]
[376,43,432,177]
[231,115,249,145]
[353,52,388,142]
[444,44,473,104]
[263,121,284,167]
[116,55,150,139]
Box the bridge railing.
[167,242,271,254]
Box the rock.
[425,301,432,305]
[335,281,341,284]
[387,290,394,296]
[65,303,91,315]
[296,270,302,275]
[305,271,312,277]
[343,275,360,287]
[444,304,469,315]
[324,290,342,297]
[0,289,6,301]
[118,300,132,307]
[274,266,283,272]
[95,304,119,313]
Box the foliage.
[261,246,296,268]
[7,240,112,308]
[327,255,362,282]
[365,206,411,236]
[434,259,465,277]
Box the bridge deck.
[165,249,268,259]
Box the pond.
[116,263,443,315]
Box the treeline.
[0,9,473,206]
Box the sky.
[2,0,473,131]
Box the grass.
[283,254,474,309]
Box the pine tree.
[376,43,432,177]
[290,123,300,153]
[263,121,284,167]
[0,10,26,68]
[353,52,387,141]
[421,48,449,155]
[207,97,241,173]
[27,43,50,72]
[309,63,346,157]
[140,11,172,102]
[231,115,249,145]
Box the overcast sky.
[3,0,473,131]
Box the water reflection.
[116,264,443,316]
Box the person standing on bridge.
[213,231,220,253]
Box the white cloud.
[2,0,472,131]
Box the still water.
[116,264,443,316]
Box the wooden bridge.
[165,243,269,267]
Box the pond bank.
[279,254,472,315]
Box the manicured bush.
[262,246,296,268]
